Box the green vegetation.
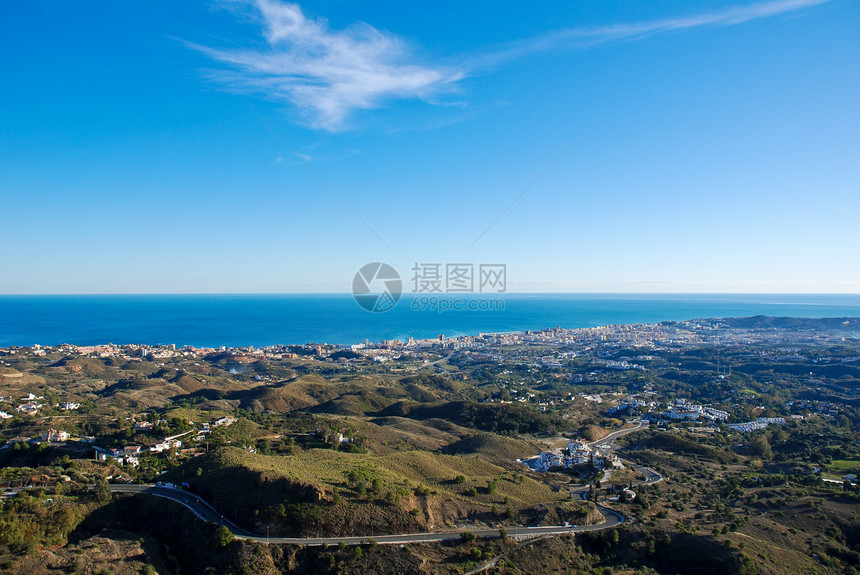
[0,317,858,573]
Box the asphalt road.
[588,419,649,448]
[630,464,664,485]
[108,484,257,538]
[108,419,653,546]
[587,419,664,486]
[109,484,624,546]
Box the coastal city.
[2,315,856,475]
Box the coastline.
[1,293,860,348]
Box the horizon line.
[1,292,859,297]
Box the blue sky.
[1,0,858,294]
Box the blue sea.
[1,294,859,348]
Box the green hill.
[165,446,582,537]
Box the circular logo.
[352,262,402,312]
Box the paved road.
[588,419,649,448]
[630,463,663,485]
[589,420,664,486]
[109,484,257,538]
[109,484,623,546]
[108,420,649,546]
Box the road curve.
[108,420,654,546]
[587,419,649,448]
[109,484,258,538]
[109,484,623,546]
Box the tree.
[214,526,233,547]
[486,480,497,495]
[460,531,478,543]
[94,477,111,503]
[750,435,772,460]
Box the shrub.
[214,526,233,547]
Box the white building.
[41,429,70,442]
[150,438,182,452]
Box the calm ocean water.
[1,294,859,348]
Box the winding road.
[588,419,650,448]
[109,484,257,537]
[108,419,658,546]
[108,483,623,546]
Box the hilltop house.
[150,438,182,452]
[15,403,41,415]
[41,429,69,443]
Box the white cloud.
[195,0,831,130]
[195,0,461,130]
[472,0,832,68]
[573,0,831,40]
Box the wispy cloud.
[195,0,830,130]
[471,0,832,68]
[194,0,462,130]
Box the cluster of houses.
[2,411,241,469]
[659,401,729,422]
[726,416,789,433]
[599,359,644,371]
[519,439,623,473]
[94,444,146,466]
[0,393,81,418]
[786,399,842,418]
[12,392,44,416]
[608,399,652,415]
[93,432,192,466]
[94,419,231,466]
[608,395,815,436]
[99,415,242,465]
